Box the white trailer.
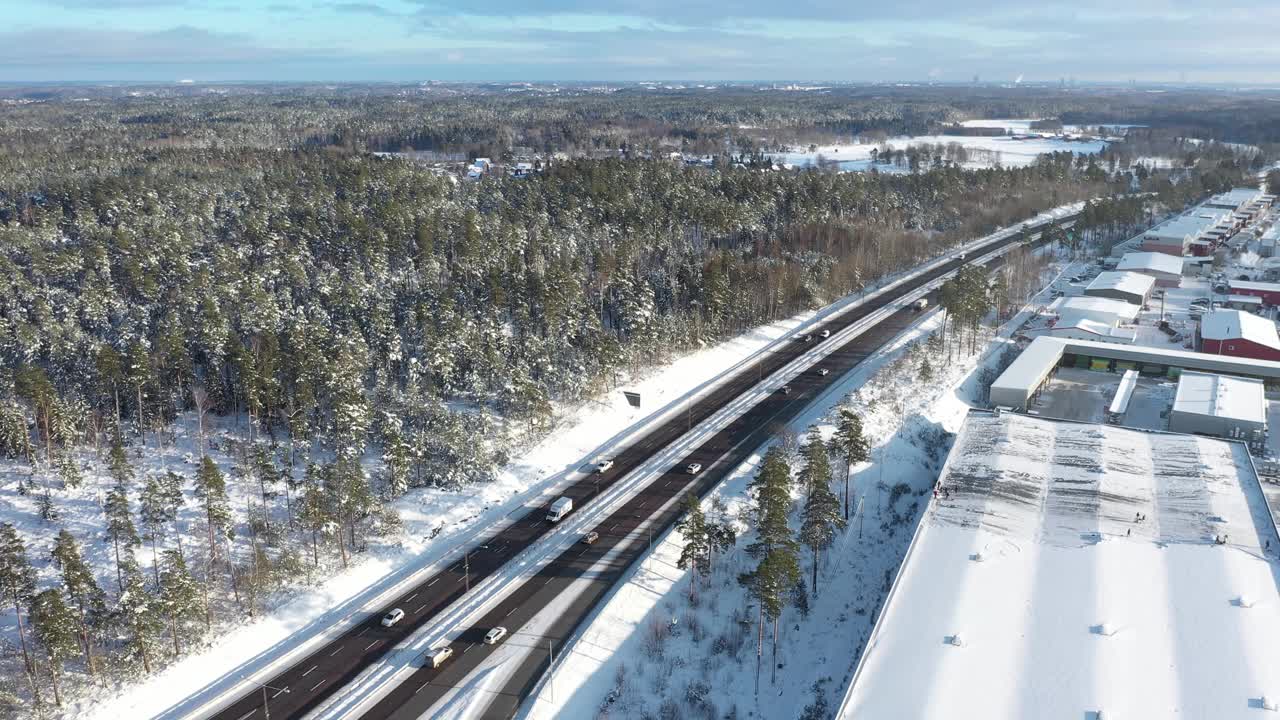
[546,496,573,522]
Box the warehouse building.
[1116,251,1183,287]
[1025,318,1136,344]
[1198,309,1280,361]
[835,410,1280,720]
[1083,270,1155,305]
[988,336,1280,411]
[1048,296,1141,326]
[1227,279,1280,306]
[1168,371,1267,451]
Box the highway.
[205,212,1075,720]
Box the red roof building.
[1199,309,1280,361]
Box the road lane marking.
[506,607,516,617]
[357,627,368,637]
[365,640,379,651]
[301,665,318,677]
[329,645,343,657]
[463,643,475,654]
[272,687,288,699]
[427,578,439,587]
[236,711,256,720]
[310,680,325,692]
[407,593,418,601]
[544,577,553,585]
[416,604,428,613]
[415,681,431,695]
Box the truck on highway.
[547,496,573,522]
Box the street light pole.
[464,545,489,592]
[259,683,290,720]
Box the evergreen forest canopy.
[0,84,1269,712]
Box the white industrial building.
[835,410,1280,720]
[1025,317,1136,344]
[1168,371,1267,450]
[1083,270,1155,305]
[1048,296,1140,326]
[1116,251,1183,287]
[988,336,1280,411]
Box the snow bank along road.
[204,210,1080,720]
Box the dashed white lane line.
[407,592,418,602]
[329,645,343,657]
[356,627,368,637]
[427,578,439,587]
[365,640,380,651]
[310,679,325,692]
[271,687,288,699]
[416,603,428,613]
[236,710,256,720]
[462,643,475,654]
[301,665,318,678]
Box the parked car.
[816,368,830,376]
[595,459,614,473]
[381,608,405,627]
[582,530,599,545]
[686,463,703,474]
[483,627,507,645]
[427,646,454,668]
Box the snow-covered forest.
[0,87,1263,716]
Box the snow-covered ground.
[840,411,1280,720]
[521,256,1070,720]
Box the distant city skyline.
[2,0,1277,84]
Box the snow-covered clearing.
[773,134,1106,172]
[841,411,1280,720]
[524,257,1070,720]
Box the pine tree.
[193,457,231,630]
[115,563,162,674]
[675,492,711,595]
[104,481,141,593]
[0,523,40,704]
[0,401,33,463]
[157,550,201,656]
[108,424,134,489]
[29,588,79,706]
[56,450,83,490]
[50,530,105,675]
[798,426,832,493]
[799,466,845,596]
[832,409,870,521]
[140,474,177,585]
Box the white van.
[427,646,454,668]
[547,496,573,522]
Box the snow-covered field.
[841,411,1280,720]
[524,259,1069,720]
[773,134,1106,172]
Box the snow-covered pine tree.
[0,523,40,703]
[29,588,79,706]
[104,480,141,593]
[50,529,105,675]
[156,550,202,656]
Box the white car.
[595,459,614,473]
[816,368,830,376]
[381,608,405,627]
[427,646,454,668]
[484,627,508,645]
[686,463,702,474]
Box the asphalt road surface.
[206,215,1072,720]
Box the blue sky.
[1,0,1277,83]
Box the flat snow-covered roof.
[1173,371,1266,424]
[1085,270,1155,298]
[1201,309,1280,351]
[838,411,1280,720]
[1117,251,1183,276]
[1229,279,1280,293]
[1050,296,1142,322]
